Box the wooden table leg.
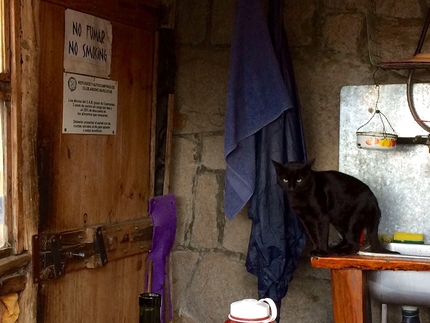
[331,268,366,323]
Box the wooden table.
[311,254,430,323]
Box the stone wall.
[170,0,430,322]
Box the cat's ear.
[271,160,283,174]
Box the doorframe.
[4,0,40,321]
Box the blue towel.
[224,0,307,318]
[224,0,293,220]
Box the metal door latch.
[32,219,153,282]
[32,226,108,283]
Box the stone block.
[186,252,257,323]
[285,0,315,47]
[293,256,331,281]
[211,0,236,45]
[171,314,195,323]
[170,136,198,246]
[323,0,366,10]
[292,60,342,171]
[373,22,423,63]
[171,250,200,311]
[282,276,333,322]
[171,1,429,323]
[223,206,251,254]
[191,172,220,249]
[176,0,209,44]
[321,13,364,54]
[202,134,225,170]
[175,47,229,134]
[376,0,422,19]
[291,57,374,171]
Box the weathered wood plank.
[33,219,153,279]
[0,273,26,296]
[37,1,158,322]
[38,3,155,231]
[149,31,159,199]
[0,74,10,82]
[40,254,148,322]
[0,253,30,277]
[0,91,9,101]
[162,94,174,195]
[311,254,430,271]
[331,269,366,323]
[9,0,40,320]
[160,0,176,29]
[42,0,161,31]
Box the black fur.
[272,159,393,256]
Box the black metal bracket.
[93,227,108,267]
[32,234,67,282]
[397,135,430,152]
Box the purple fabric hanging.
[147,194,177,323]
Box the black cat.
[272,159,393,256]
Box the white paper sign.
[63,73,118,135]
[64,9,112,78]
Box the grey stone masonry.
[170,0,430,322]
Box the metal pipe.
[414,8,430,55]
[381,303,388,323]
[405,7,430,133]
[406,70,430,133]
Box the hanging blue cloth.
[224,0,307,320]
[224,0,292,220]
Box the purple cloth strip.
[147,194,177,323]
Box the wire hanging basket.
[356,109,398,150]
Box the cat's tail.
[367,211,398,254]
[368,231,397,254]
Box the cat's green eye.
[283,178,288,183]
[296,179,302,183]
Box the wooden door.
[37,1,161,322]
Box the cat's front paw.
[310,249,329,257]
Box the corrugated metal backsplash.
[339,84,430,243]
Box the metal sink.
[367,243,430,306]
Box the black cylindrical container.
[139,293,161,323]
[401,306,420,323]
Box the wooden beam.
[9,0,40,321]
[0,253,30,277]
[10,0,40,255]
[162,93,174,195]
[149,30,159,199]
[311,254,430,271]
[32,219,153,280]
[0,91,9,101]
[331,269,366,323]
[0,273,26,296]
[0,74,10,82]
[42,0,162,32]
[161,0,176,29]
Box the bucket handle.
[257,298,277,322]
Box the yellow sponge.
[378,234,393,244]
[393,232,424,244]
